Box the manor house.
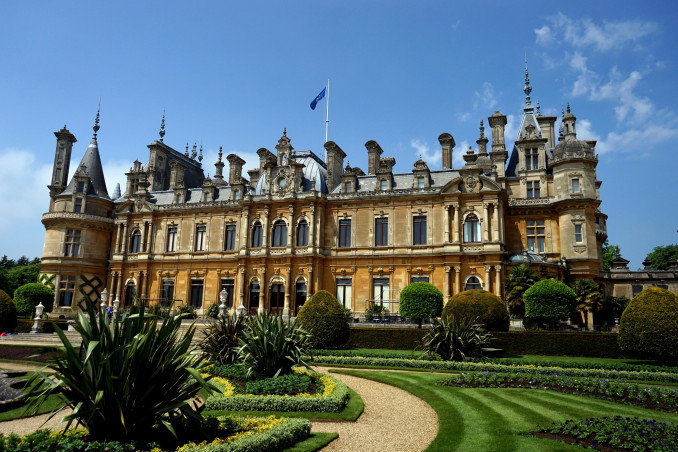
[39,71,607,317]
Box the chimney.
[438,133,455,169]
[365,140,383,175]
[324,141,346,192]
[227,154,246,185]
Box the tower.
[48,126,77,202]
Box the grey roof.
[551,137,594,161]
[62,137,110,199]
[506,252,547,263]
[254,150,328,195]
[331,168,460,194]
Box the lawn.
[332,369,678,452]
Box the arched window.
[296,219,308,246]
[272,220,287,247]
[130,229,142,253]
[463,214,481,243]
[465,276,482,290]
[251,222,263,248]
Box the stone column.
[455,205,462,243]
[444,206,451,243]
[240,207,249,254]
[115,272,123,301]
[137,271,144,302]
[307,264,313,298]
[483,203,490,242]
[484,266,491,291]
[444,266,451,299]
[258,267,266,314]
[309,202,316,251]
[287,204,294,251]
[492,204,499,243]
[262,207,270,251]
[121,223,129,253]
[283,267,292,318]
[142,221,149,252]
[494,265,502,298]
[236,266,245,314]
[454,266,461,295]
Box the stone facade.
[39,73,608,317]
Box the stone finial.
[185,142,189,157]
[159,108,166,142]
[93,103,101,139]
[198,145,203,163]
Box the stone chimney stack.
[227,154,246,185]
[365,140,383,175]
[488,111,508,179]
[438,133,455,170]
[324,141,346,192]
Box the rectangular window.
[527,220,545,253]
[417,177,425,188]
[225,224,236,250]
[249,283,260,312]
[380,180,388,191]
[190,279,203,308]
[344,181,351,193]
[339,219,351,247]
[525,148,539,170]
[77,181,85,193]
[336,278,352,309]
[572,178,580,193]
[195,225,206,251]
[412,275,429,283]
[632,285,643,298]
[73,198,83,213]
[166,226,177,252]
[527,181,540,198]
[296,221,308,246]
[64,229,81,257]
[375,217,388,246]
[161,280,174,307]
[295,282,307,314]
[574,224,583,243]
[413,216,427,245]
[58,275,76,307]
[220,278,235,308]
[373,277,390,306]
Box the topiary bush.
[0,289,17,333]
[523,279,577,330]
[442,289,509,332]
[13,282,54,317]
[399,282,443,328]
[618,287,678,362]
[296,290,349,348]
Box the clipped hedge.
[296,290,349,348]
[0,289,17,333]
[491,331,622,358]
[399,282,443,327]
[204,375,350,413]
[618,287,678,361]
[183,417,311,452]
[442,289,509,331]
[346,327,426,350]
[524,279,577,323]
[13,283,54,317]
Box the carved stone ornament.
[464,176,480,193]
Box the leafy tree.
[399,281,443,328]
[645,244,678,270]
[14,282,54,317]
[572,278,604,329]
[296,290,349,348]
[0,255,15,269]
[524,279,577,330]
[602,240,621,271]
[0,290,17,333]
[504,265,539,317]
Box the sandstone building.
[40,71,608,317]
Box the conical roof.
[62,136,110,199]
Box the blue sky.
[1,1,676,269]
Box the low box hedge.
[346,327,426,350]
[204,376,349,413]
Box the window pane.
[297,221,308,246]
[572,178,580,193]
[412,276,429,283]
[252,223,262,247]
[339,219,351,247]
[375,218,388,246]
[190,280,203,308]
[167,227,177,252]
[413,216,426,245]
[225,225,236,250]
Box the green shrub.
[179,304,197,318]
[422,316,492,361]
[205,303,220,319]
[523,279,577,329]
[238,313,312,378]
[346,327,426,350]
[13,283,54,317]
[618,287,678,361]
[504,264,539,317]
[364,303,389,321]
[199,313,250,365]
[399,282,443,328]
[24,298,215,443]
[296,290,349,348]
[442,289,509,331]
[0,290,17,333]
[245,373,314,395]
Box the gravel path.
[312,367,438,452]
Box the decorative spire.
[198,145,203,163]
[92,103,101,139]
[536,100,541,116]
[523,55,532,108]
[567,102,571,114]
[218,146,223,162]
[159,108,166,142]
[479,120,485,138]
[185,142,189,156]
[191,142,197,160]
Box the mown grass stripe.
[472,389,552,428]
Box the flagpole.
[325,79,329,143]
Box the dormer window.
[525,148,538,170]
[176,194,183,204]
[344,181,351,193]
[73,198,83,213]
[380,180,388,191]
[234,189,240,200]
[204,192,210,202]
[77,181,85,193]
[571,178,580,193]
[417,177,425,189]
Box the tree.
[296,290,350,348]
[399,282,443,328]
[571,278,604,329]
[524,279,577,330]
[602,240,621,271]
[14,283,54,317]
[645,244,678,270]
[504,265,539,317]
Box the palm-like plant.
[25,298,214,443]
[505,264,539,316]
[572,278,604,328]
[199,312,250,364]
[238,313,312,378]
[421,316,491,361]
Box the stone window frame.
[412,214,427,246]
[296,217,309,246]
[462,211,482,244]
[338,213,352,248]
[194,222,208,252]
[464,275,483,290]
[64,229,81,257]
[271,218,288,248]
[166,223,178,253]
[374,214,389,247]
[250,220,264,248]
[224,221,237,251]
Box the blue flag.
[310,87,326,110]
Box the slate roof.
[61,136,110,199]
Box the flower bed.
[437,371,678,412]
[311,355,678,383]
[469,357,678,374]
[204,367,349,413]
[523,416,678,451]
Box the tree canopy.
[504,265,539,317]
[645,244,678,270]
[601,240,621,271]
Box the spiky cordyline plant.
[422,315,491,361]
[238,313,312,378]
[25,298,215,443]
[199,312,250,365]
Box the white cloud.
[453,140,470,168]
[595,119,678,155]
[410,140,442,169]
[450,19,461,30]
[504,114,518,145]
[457,111,471,122]
[474,82,498,110]
[541,13,657,51]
